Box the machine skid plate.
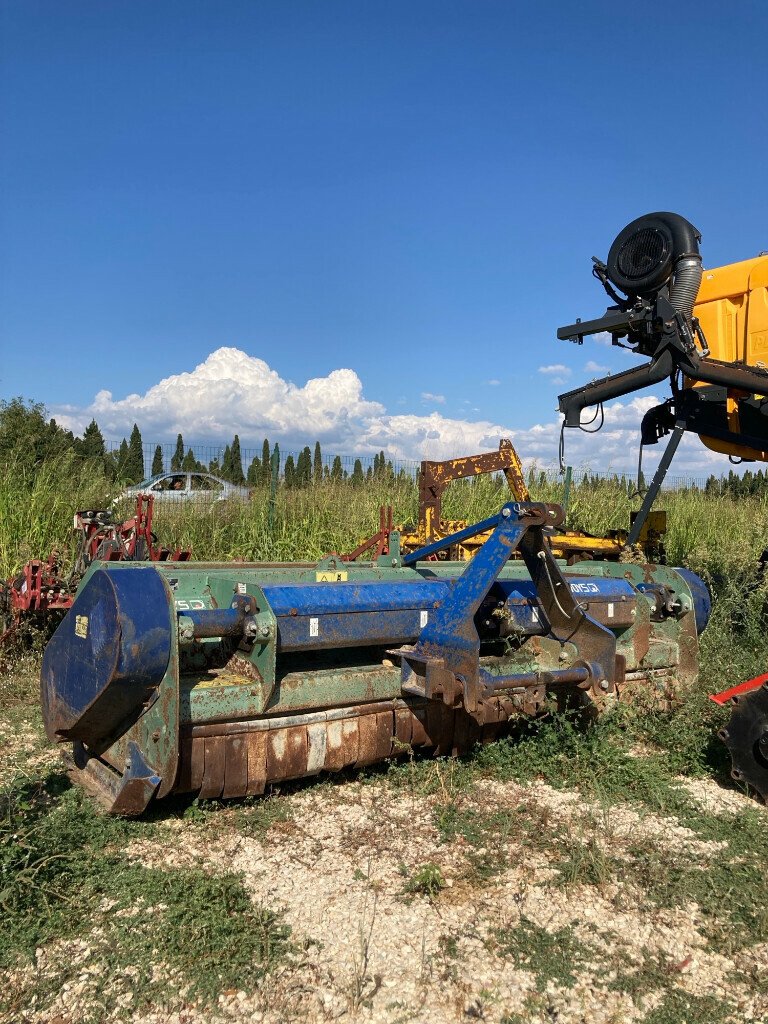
[40,502,708,814]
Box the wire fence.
[102,438,745,498]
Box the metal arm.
[394,502,617,718]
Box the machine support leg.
[627,423,685,548]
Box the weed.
[643,989,735,1024]
[490,916,591,992]
[0,772,291,1018]
[555,833,612,889]
[403,862,446,900]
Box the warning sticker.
[419,610,428,628]
[315,570,348,583]
[309,617,319,637]
[74,615,89,639]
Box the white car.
[118,472,252,503]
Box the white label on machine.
[310,617,319,637]
[607,603,614,618]
[531,607,539,622]
[237,582,246,594]
[420,610,428,627]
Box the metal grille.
[617,227,668,280]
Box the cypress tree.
[297,446,312,486]
[352,459,364,486]
[230,435,246,485]
[247,456,261,485]
[171,434,185,471]
[182,448,198,472]
[80,419,106,459]
[126,424,145,483]
[221,444,233,481]
[151,445,164,477]
[115,438,130,481]
[313,441,323,484]
[330,455,343,482]
[284,454,296,487]
[261,438,271,484]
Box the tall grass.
[4,451,768,576]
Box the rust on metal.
[223,733,248,798]
[266,726,308,783]
[246,730,267,796]
[199,734,226,799]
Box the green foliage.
[182,447,204,472]
[77,419,106,460]
[261,438,271,485]
[403,862,445,900]
[296,445,312,486]
[126,423,145,483]
[0,397,75,472]
[351,458,364,486]
[151,443,164,476]
[170,433,184,472]
[313,441,323,484]
[0,775,291,1016]
[229,434,246,485]
[491,917,590,992]
[246,455,261,485]
[284,453,296,487]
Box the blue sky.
[1,1,766,471]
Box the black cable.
[559,403,605,472]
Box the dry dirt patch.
[120,779,763,1023]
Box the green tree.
[151,444,164,477]
[284,453,296,487]
[330,455,343,482]
[171,434,185,471]
[111,438,131,481]
[125,424,145,483]
[78,419,106,460]
[0,397,75,469]
[351,458,364,486]
[261,438,271,485]
[182,447,199,472]
[221,444,233,481]
[246,456,260,485]
[209,456,221,475]
[230,435,246,485]
[313,441,323,484]
[296,446,312,486]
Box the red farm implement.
[0,495,190,648]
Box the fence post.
[268,443,280,532]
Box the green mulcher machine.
[40,207,768,813]
[40,502,709,815]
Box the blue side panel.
[41,567,172,747]
[261,580,448,615]
[261,580,447,651]
[672,567,712,635]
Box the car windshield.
[137,475,163,489]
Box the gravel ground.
[119,776,765,1024]
[3,703,766,1024]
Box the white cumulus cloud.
[50,346,729,474]
[538,364,571,377]
[420,392,446,405]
